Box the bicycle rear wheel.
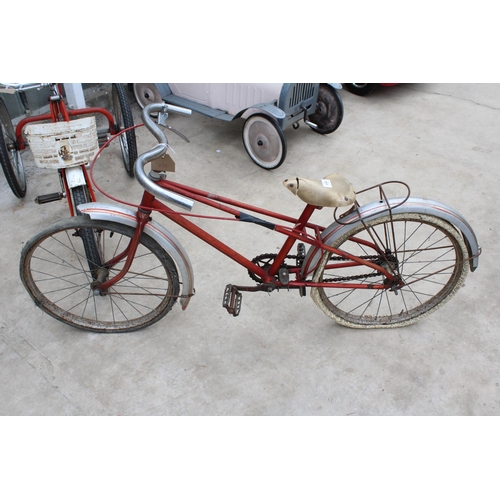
[20,216,180,333]
[310,213,469,328]
[0,98,26,197]
[111,83,137,177]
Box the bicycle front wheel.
[310,213,469,328]
[0,98,26,197]
[20,216,180,333]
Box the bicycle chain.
[248,253,386,283]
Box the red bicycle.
[19,102,481,333]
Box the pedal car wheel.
[307,84,344,135]
[344,83,378,96]
[133,83,163,109]
[242,113,287,170]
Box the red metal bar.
[268,204,316,276]
[15,107,115,149]
[153,180,395,284]
[96,193,155,292]
[60,170,74,217]
[151,197,271,282]
[158,179,326,232]
[80,165,97,202]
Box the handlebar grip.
[163,103,192,116]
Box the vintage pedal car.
[132,83,343,169]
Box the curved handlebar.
[135,103,194,211]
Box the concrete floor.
[0,83,498,416]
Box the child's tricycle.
[132,83,343,170]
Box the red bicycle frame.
[94,177,394,294]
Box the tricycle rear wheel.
[0,98,26,198]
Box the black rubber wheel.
[111,83,137,177]
[20,216,180,333]
[0,98,26,197]
[242,113,287,169]
[344,83,378,96]
[71,184,102,277]
[307,84,344,135]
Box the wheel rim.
[311,214,469,328]
[133,84,163,108]
[242,115,285,169]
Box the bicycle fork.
[91,208,151,295]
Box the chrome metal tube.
[134,103,194,211]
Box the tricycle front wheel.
[242,113,287,170]
[111,83,137,177]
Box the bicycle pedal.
[222,284,242,317]
[278,267,290,285]
[35,192,64,204]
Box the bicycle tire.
[310,213,469,328]
[20,216,180,333]
[0,98,26,197]
[111,83,137,177]
[71,184,101,276]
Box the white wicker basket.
[24,116,99,169]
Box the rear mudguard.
[301,197,481,278]
[78,202,194,310]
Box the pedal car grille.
[288,83,317,108]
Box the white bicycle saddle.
[283,173,355,207]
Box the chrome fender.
[78,202,194,310]
[302,197,481,278]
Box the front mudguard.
[78,202,195,310]
[301,197,481,278]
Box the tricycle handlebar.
[135,103,194,211]
[0,83,52,94]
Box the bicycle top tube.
[135,103,195,212]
